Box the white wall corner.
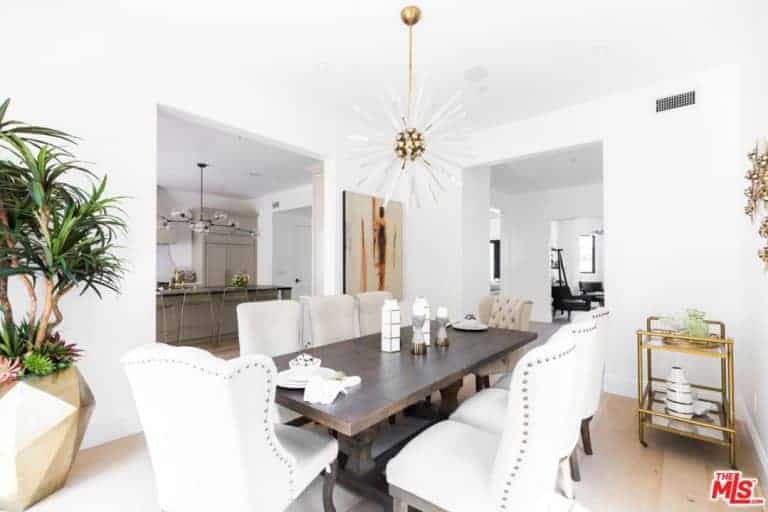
[737,395,768,487]
[604,372,636,399]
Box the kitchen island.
[156,285,292,345]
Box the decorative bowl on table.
[452,314,489,332]
[289,353,322,369]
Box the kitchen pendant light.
[160,163,258,238]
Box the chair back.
[356,291,393,336]
[557,316,599,457]
[490,325,578,511]
[306,295,360,346]
[478,295,533,331]
[477,295,494,325]
[579,281,604,293]
[551,285,573,301]
[122,344,297,511]
[577,307,610,419]
[237,300,303,357]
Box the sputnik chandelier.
[349,5,471,207]
[745,142,768,268]
[160,163,258,237]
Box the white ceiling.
[491,142,603,194]
[157,108,321,198]
[116,0,757,130]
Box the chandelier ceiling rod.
[198,162,207,220]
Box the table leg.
[439,380,463,418]
[338,429,377,476]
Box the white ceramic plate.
[452,321,489,332]
[277,367,337,389]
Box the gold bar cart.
[636,316,736,468]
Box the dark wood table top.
[274,323,538,436]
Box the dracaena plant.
[0,98,127,380]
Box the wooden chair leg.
[393,497,409,512]
[581,416,594,455]
[558,457,575,499]
[569,450,581,482]
[475,375,490,392]
[323,461,337,512]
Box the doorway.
[273,206,313,298]
[488,141,605,322]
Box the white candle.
[437,306,448,319]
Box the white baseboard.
[736,395,768,486]
[604,372,635,399]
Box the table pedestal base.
[335,379,463,506]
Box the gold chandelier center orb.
[395,127,426,163]
[400,6,422,26]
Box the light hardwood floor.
[28,381,765,512]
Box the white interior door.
[293,224,312,297]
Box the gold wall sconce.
[745,142,768,268]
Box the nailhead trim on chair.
[124,357,296,500]
[499,344,576,511]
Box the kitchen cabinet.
[204,241,256,287]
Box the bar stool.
[156,291,181,344]
[177,288,216,345]
[217,287,250,345]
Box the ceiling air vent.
[656,90,695,113]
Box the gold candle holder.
[436,317,449,348]
[411,312,427,356]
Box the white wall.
[737,19,768,480]
[476,65,745,404]
[552,217,604,293]
[461,166,491,316]
[493,184,604,321]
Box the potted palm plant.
[0,98,127,512]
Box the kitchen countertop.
[156,284,292,296]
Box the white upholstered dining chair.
[495,309,610,455]
[386,324,580,512]
[237,300,304,424]
[355,291,393,336]
[574,307,610,456]
[123,343,339,512]
[475,296,534,391]
[450,318,599,499]
[305,295,360,346]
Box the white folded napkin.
[303,374,362,404]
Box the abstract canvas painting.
[343,191,403,298]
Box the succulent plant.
[22,352,55,377]
[0,356,21,384]
[36,332,82,371]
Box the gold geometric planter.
[0,366,94,512]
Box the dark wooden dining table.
[273,322,538,504]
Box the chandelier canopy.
[349,5,471,207]
[160,163,258,237]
